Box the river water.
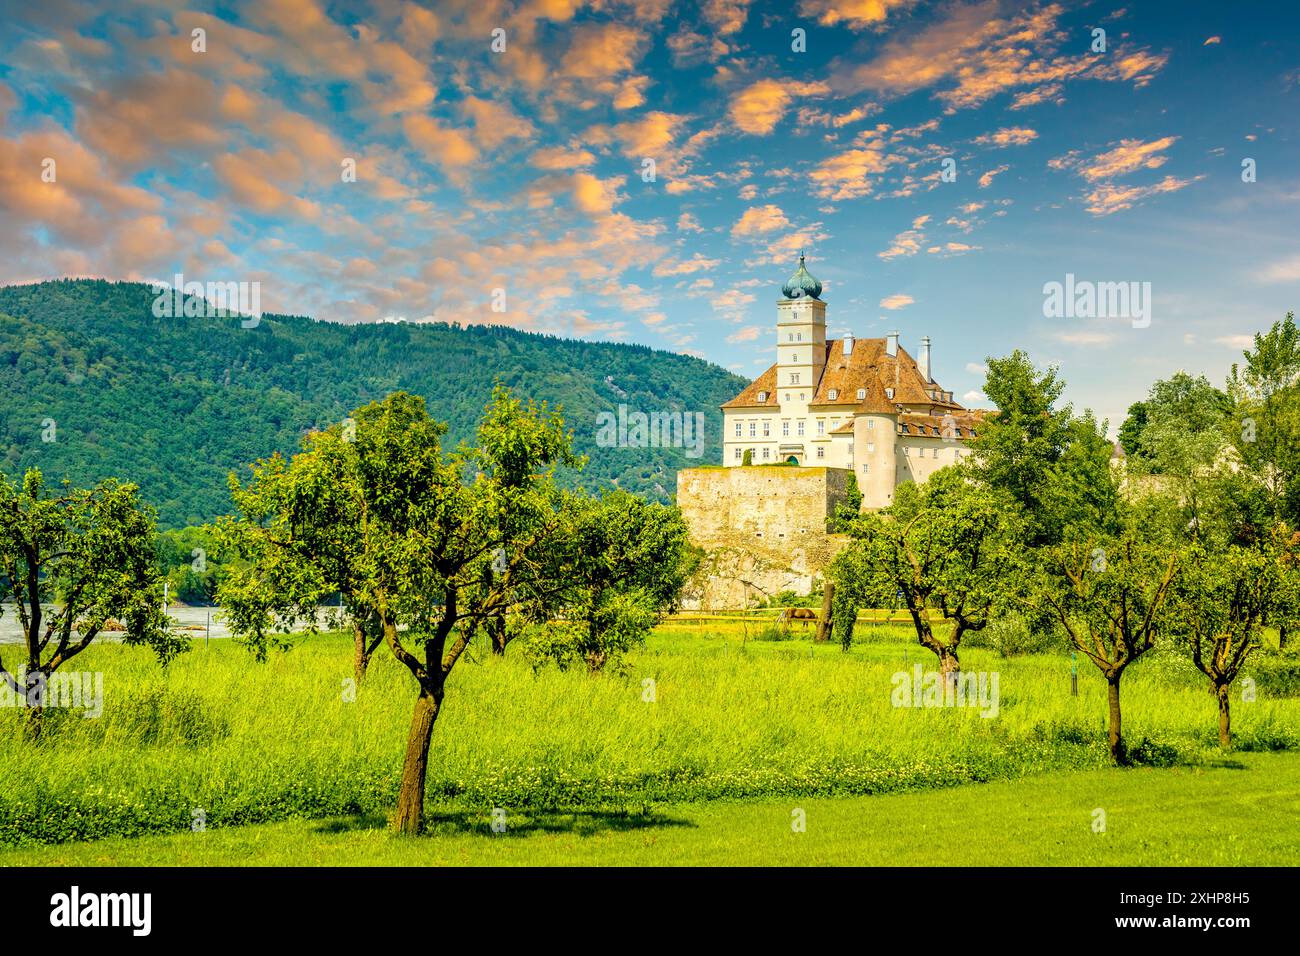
[0,604,341,645]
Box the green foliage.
[0,279,746,528]
[1034,531,1179,689]
[522,489,694,673]
[972,350,1117,545]
[1227,312,1300,528]
[741,448,753,466]
[1168,542,1277,682]
[155,525,229,604]
[829,469,1025,663]
[828,471,862,532]
[0,468,185,706]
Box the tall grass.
[0,621,1296,846]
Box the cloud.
[962,389,986,403]
[879,293,914,309]
[965,362,987,375]
[1052,136,1178,182]
[808,146,893,200]
[559,22,646,80]
[1054,329,1117,346]
[460,96,535,149]
[401,113,478,169]
[1049,137,1202,215]
[653,254,721,277]
[978,164,1009,188]
[727,325,762,343]
[1081,176,1201,215]
[731,204,790,236]
[703,0,752,35]
[833,2,1168,113]
[879,215,929,259]
[1254,255,1300,283]
[799,0,919,28]
[530,146,596,170]
[729,78,830,135]
[974,127,1038,147]
[1203,36,1222,46]
[1214,334,1254,348]
[570,172,622,215]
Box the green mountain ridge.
[0,279,746,528]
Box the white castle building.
[720,254,987,509]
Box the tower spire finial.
[781,252,822,300]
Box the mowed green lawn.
[4,752,1297,866]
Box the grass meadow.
[2,616,1298,863]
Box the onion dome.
[781,251,822,300]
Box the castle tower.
[775,253,826,406]
[852,376,899,509]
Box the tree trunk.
[352,621,371,684]
[937,644,960,676]
[1106,676,1126,765]
[1279,623,1289,651]
[1216,684,1232,750]
[23,669,45,742]
[488,616,506,656]
[23,703,43,742]
[814,582,833,643]
[393,688,441,835]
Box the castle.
[718,253,986,508]
[676,255,988,608]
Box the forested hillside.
[0,279,745,527]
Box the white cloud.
[1255,255,1300,283]
[879,293,914,310]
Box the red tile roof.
[722,336,968,413]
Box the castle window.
[828,388,838,400]
[734,447,741,460]
[782,421,789,437]
[763,422,770,436]
[796,332,802,341]
[734,422,741,437]
[867,443,875,453]
[758,390,768,402]
[797,421,805,436]
[885,387,895,399]
[749,423,756,437]
[856,388,866,400]
[790,373,801,385]
[762,448,770,460]
[867,419,874,430]
[861,463,869,474]
[816,447,825,460]
[817,420,825,435]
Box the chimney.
[919,335,932,383]
[843,333,854,356]
[885,330,899,357]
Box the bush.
[1243,650,1300,699]
[969,614,1064,657]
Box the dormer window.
[885,387,895,399]
[856,388,866,400]
[758,391,768,402]
[828,388,839,400]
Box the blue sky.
[1,0,1297,431]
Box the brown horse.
[776,606,818,631]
